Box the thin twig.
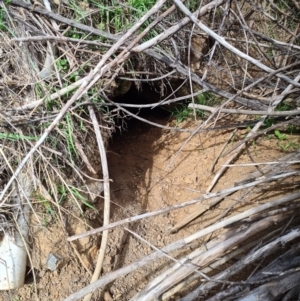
[0,0,167,202]
[68,173,300,242]
[83,106,111,301]
[63,193,300,301]
[181,228,300,301]
[173,0,300,88]
[211,129,237,172]
[133,214,289,300]
[188,103,300,116]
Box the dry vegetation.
[0,0,300,300]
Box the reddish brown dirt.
[1,113,289,301]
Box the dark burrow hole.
[112,83,178,132]
[81,84,176,212]
[106,84,176,211]
[80,84,176,211]
[103,85,176,279]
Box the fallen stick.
[188,103,300,116]
[68,171,299,242]
[173,0,300,88]
[132,214,291,301]
[83,106,111,301]
[162,228,282,300]
[62,192,300,301]
[183,228,300,301]
[0,0,166,202]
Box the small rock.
[104,291,113,301]
[80,253,93,269]
[87,181,104,201]
[105,256,112,263]
[46,253,64,271]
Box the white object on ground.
[0,174,32,290]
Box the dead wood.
[1,0,300,299]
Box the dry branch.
[173,0,300,88]
[68,170,299,242]
[182,230,300,301]
[83,106,111,301]
[188,103,300,116]
[63,193,300,301]
[8,0,118,41]
[1,0,300,299]
[0,0,166,202]
[132,214,294,300]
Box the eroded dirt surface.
[1,113,289,301]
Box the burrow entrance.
[8,84,293,301]
[99,87,253,298]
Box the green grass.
[278,139,299,151]
[0,133,39,141]
[0,3,15,36]
[274,130,286,140]
[171,92,217,126]
[69,186,95,209]
[193,92,218,117]
[88,0,156,33]
[56,58,69,72]
[64,113,78,163]
[263,101,296,129]
[44,98,81,165]
[185,0,204,12]
[35,82,44,98]
[259,100,300,152]
[64,0,158,33]
[274,129,300,151]
[37,195,56,225]
[171,105,191,126]
[44,184,95,222]
[68,0,90,20]
[272,0,300,31]
[57,184,67,204]
[0,5,7,31]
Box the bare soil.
[1,113,288,301]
